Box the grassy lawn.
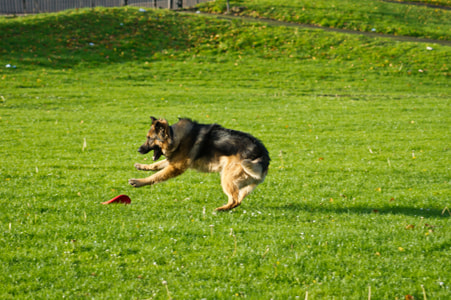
[1,5,450,299]
[198,0,451,41]
[396,0,451,7]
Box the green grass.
[397,0,451,7]
[1,5,450,299]
[198,0,451,41]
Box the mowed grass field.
[0,2,450,299]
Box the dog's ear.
[154,119,170,140]
[150,116,157,123]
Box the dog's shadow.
[275,202,448,219]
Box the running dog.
[129,117,270,210]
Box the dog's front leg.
[134,159,169,171]
[129,164,185,188]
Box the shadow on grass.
[0,8,196,68]
[277,202,449,218]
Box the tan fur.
[129,117,269,211]
[130,154,264,210]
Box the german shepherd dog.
[129,117,270,210]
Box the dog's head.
[138,117,172,161]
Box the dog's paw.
[129,178,145,187]
[134,163,145,170]
[215,205,232,211]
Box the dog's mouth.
[138,144,162,161]
[152,146,162,161]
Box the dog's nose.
[138,145,148,154]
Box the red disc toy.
[102,194,131,205]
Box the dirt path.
[382,0,451,10]
[182,11,451,47]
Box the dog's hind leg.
[215,165,241,211]
[216,182,258,211]
[134,159,169,171]
[238,183,257,204]
[216,160,256,211]
[215,185,240,211]
[216,175,261,210]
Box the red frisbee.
[102,194,131,205]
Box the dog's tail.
[241,158,267,181]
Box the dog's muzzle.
[138,144,162,161]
